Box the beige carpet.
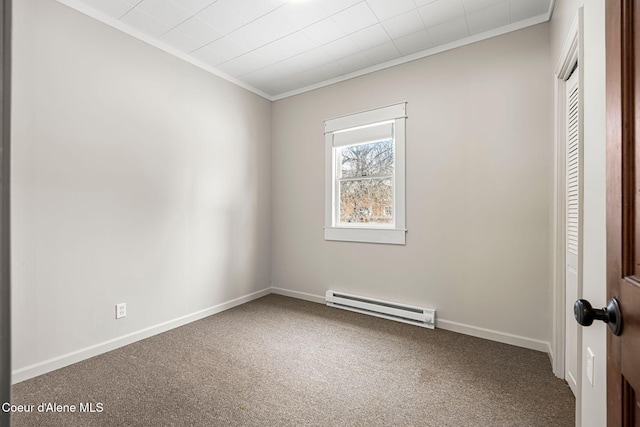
[10,294,574,426]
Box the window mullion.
[338,175,393,182]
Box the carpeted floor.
[10,294,574,426]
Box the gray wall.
[12,0,558,382]
[12,0,272,379]
[272,23,552,347]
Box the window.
[324,103,406,244]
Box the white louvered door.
[564,69,581,397]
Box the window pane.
[340,140,393,178]
[339,178,393,224]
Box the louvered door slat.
[566,74,580,256]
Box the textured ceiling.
[59,0,555,99]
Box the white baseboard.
[436,319,550,353]
[547,342,556,369]
[270,287,325,304]
[12,287,272,384]
[13,286,552,383]
[272,286,551,354]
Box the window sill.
[324,227,406,245]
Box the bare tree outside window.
[337,139,393,224]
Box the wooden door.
[606,0,640,425]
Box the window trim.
[324,103,407,245]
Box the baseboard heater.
[325,290,435,329]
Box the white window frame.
[324,102,407,245]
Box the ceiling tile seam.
[361,46,388,65]
[325,0,368,17]
[266,15,415,77]
[423,13,472,35]
[122,7,173,36]
[463,0,508,15]
[240,2,443,75]
[237,15,333,55]
[112,1,308,77]
[194,0,434,70]
[395,13,433,50]
[348,22,392,47]
[119,0,143,20]
[202,0,400,68]
[156,1,239,52]
[157,0,226,38]
[162,0,309,58]
[229,20,394,80]
[365,39,400,64]
[272,12,551,100]
[464,0,511,16]
[173,35,205,54]
[364,1,405,62]
[291,60,345,81]
[414,3,429,31]
[461,0,469,14]
[463,13,471,38]
[209,16,374,77]
[187,1,317,60]
[408,4,433,49]
[404,27,434,51]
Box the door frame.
[0,0,11,423]
[551,3,583,411]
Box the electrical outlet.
[116,303,126,319]
[586,347,594,386]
